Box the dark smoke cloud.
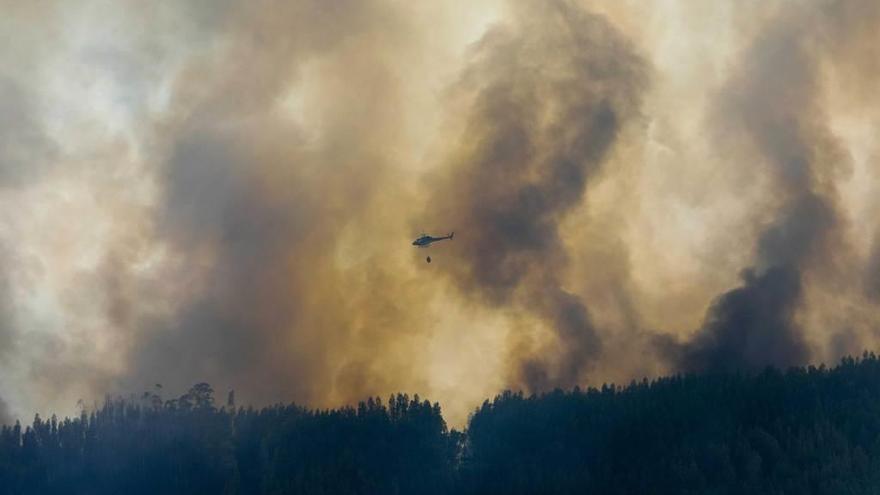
[427,0,646,391]
[122,0,434,407]
[4,0,880,425]
[677,194,839,371]
[673,8,851,372]
[135,129,324,402]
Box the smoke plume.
[1,0,880,425]
[426,0,646,390]
[125,0,439,407]
[674,2,873,372]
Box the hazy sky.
[0,0,879,426]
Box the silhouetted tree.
[4,355,880,493]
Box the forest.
[4,354,880,494]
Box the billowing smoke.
[2,0,880,425]
[124,0,437,407]
[0,0,462,421]
[426,0,646,391]
[675,205,831,371]
[672,4,866,372]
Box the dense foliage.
[0,387,455,495]
[464,353,880,495]
[5,354,880,494]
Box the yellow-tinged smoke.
[0,0,879,427]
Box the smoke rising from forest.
[0,0,879,425]
[424,1,646,390]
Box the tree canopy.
[5,354,880,494]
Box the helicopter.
[412,232,454,263]
[412,232,454,247]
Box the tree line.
[5,353,880,494]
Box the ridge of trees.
[3,353,880,494]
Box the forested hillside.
[5,354,880,494]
